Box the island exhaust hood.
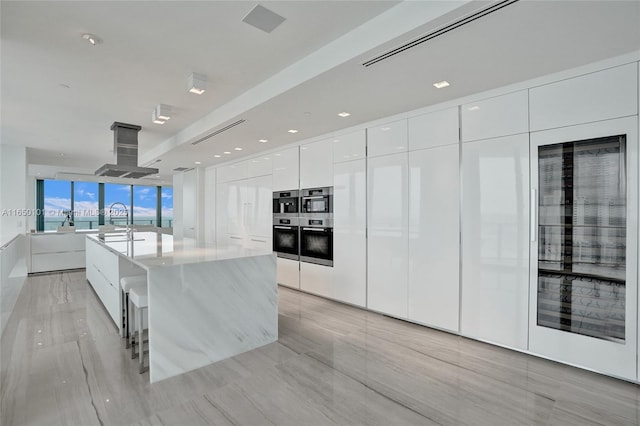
[95,122,159,179]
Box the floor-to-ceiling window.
[161,187,173,228]
[104,183,131,226]
[42,179,72,231]
[132,185,157,226]
[73,181,99,230]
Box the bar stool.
[129,285,149,374]
[120,275,146,348]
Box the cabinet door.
[367,119,408,158]
[182,169,197,239]
[245,175,273,238]
[529,117,638,380]
[462,90,529,142]
[333,159,366,307]
[226,181,247,236]
[300,139,333,189]
[248,156,273,178]
[216,183,228,250]
[367,152,409,318]
[461,133,530,350]
[408,107,459,151]
[204,167,216,247]
[333,130,366,163]
[272,147,299,191]
[408,145,460,331]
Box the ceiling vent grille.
[173,167,193,172]
[191,119,246,146]
[362,0,519,68]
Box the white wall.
[0,145,27,243]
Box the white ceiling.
[2,1,640,181]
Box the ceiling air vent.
[242,5,286,33]
[362,0,519,68]
[173,167,193,172]
[191,119,246,146]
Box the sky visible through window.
[42,180,173,229]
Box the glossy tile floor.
[2,271,640,426]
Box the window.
[133,185,157,226]
[36,180,173,231]
[104,183,131,226]
[161,187,173,228]
[43,180,71,231]
[73,181,99,230]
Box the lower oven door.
[300,227,333,266]
[273,225,299,260]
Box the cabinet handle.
[530,188,537,242]
[251,239,266,243]
[229,236,242,240]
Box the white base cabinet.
[300,262,333,298]
[277,258,300,289]
[367,152,409,318]
[408,145,460,332]
[461,133,530,350]
[30,233,86,273]
[85,237,121,326]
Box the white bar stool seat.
[129,285,149,374]
[120,275,146,348]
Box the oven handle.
[274,226,294,230]
[302,227,329,232]
[303,195,326,200]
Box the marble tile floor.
[2,270,640,425]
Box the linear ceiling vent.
[191,119,246,145]
[173,167,193,172]
[362,0,519,68]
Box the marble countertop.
[86,232,272,269]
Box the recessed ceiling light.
[156,104,171,121]
[214,155,221,158]
[156,175,161,178]
[234,147,243,151]
[60,153,64,156]
[82,33,102,46]
[338,112,351,117]
[224,151,231,155]
[433,80,450,89]
[195,161,201,165]
[381,127,391,132]
[288,129,298,134]
[468,106,480,111]
[259,139,268,143]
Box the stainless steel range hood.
[95,122,159,179]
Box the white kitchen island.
[85,232,277,383]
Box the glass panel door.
[528,116,637,381]
[537,136,626,342]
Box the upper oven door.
[273,225,299,259]
[300,226,333,265]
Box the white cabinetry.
[218,161,248,183]
[85,237,121,326]
[300,262,333,298]
[530,63,638,132]
[367,119,408,157]
[408,107,459,151]
[333,159,366,307]
[333,130,366,163]
[30,233,86,273]
[204,167,216,247]
[248,156,272,178]
[367,152,409,318]
[462,90,529,142]
[408,145,459,331]
[300,138,333,189]
[272,147,299,191]
[277,258,300,289]
[215,183,228,250]
[461,133,530,350]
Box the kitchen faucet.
[108,202,131,240]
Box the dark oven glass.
[273,196,298,214]
[300,227,333,261]
[303,197,329,214]
[273,225,298,256]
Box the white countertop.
[86,232,272,269]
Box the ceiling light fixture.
[214,155,221,158]
[259,139,268,143]
[468,106,480,111]
[82,33,102,46]
[195,161,201,165]
[152,110,165,124]
[223,151,231,155]
[188,73,207,95]
[234,147,243,151]
[433,80,450,89]
[288,129,298,134]
[155,104,171,121]
[338,112,351,117]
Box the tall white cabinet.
[407,107,460,331]
[300,139,333,188]
[367,151,409,318]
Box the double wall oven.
[272,187,333,266]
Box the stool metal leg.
[137,306,145,373]
[130,297,138,359]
